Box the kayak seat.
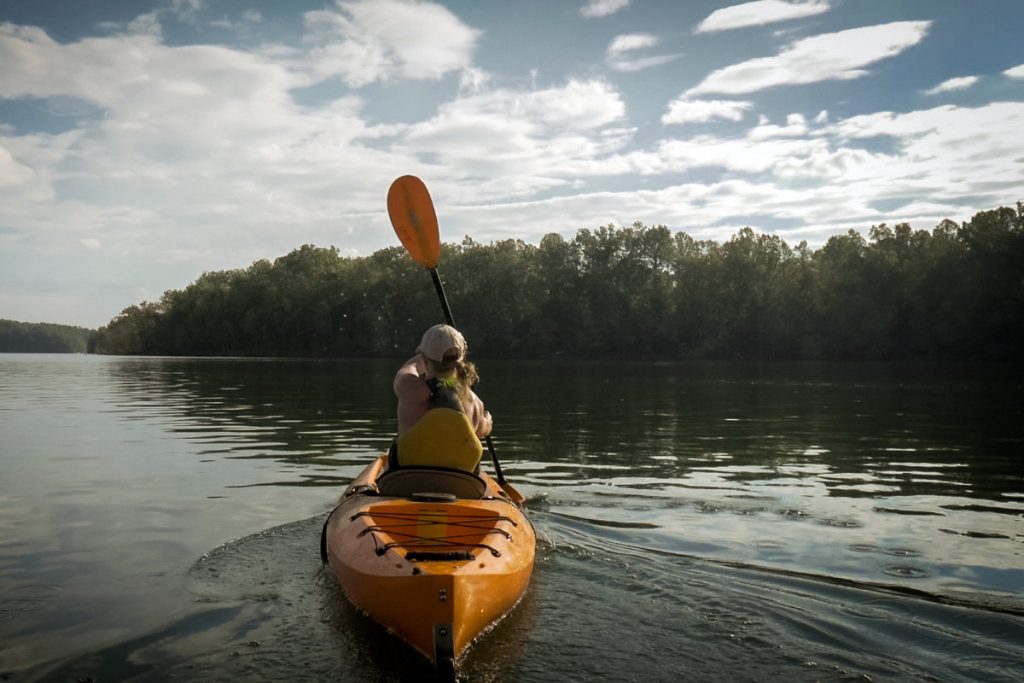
[377,466,487,499]
[395,407,483,472]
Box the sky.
[1,0,1023,328]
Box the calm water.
[1,354,1022,681]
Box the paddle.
[387,175,526,506]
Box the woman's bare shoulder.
[395,372,430,401]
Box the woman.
[390,324,492,470]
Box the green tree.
[89,204,1023,362]
[0,319,96,353]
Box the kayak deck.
[323,456,535,673]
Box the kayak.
[321,455,535,677]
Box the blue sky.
[1,0,1022,328]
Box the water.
[1,354,1022,681]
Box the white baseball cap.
[417,324,467,362]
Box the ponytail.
[454,360,479,403]
[425,357,479,406]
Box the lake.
[1,354,1022,681]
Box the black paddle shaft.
[428,267,507,485]
[430,269,456,327]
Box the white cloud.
[458,67,491,95]
[606,33,679,72]
[441,176,903,249]
[609,54,679,73]
[721,102,1023,200]
[662,98,752,124]
[0,18,411,285]
[0,25,148,101]
[455,99,1024,248]
[608,33,658,56]
[923,76,978,95]
[398,80,629,196]
[1003,63,1024,79]
[0,143,36,187]
[611,101,1024,227]
[303,0,480,86]
[832,101,1024,174]
[488,80,624,131]
[580,0,632,19]
[689,21,931,95]
[653,134,833,175]
[126,12,162,36]
[170,0,203,24]
[695,0,831,34]
[171,0,203,14]
[210,10,263,30]
[748,113,810,139]
[80,238,102,250]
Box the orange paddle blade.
[387,175,440,269]
[500,480,527,506]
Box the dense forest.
[91,203,1023,361]
[0,320,96,353]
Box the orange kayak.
[321,456,535,677]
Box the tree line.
[0,319,96,353]
[90,203,1024,361]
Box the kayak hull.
[323,456,535,668]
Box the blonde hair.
[426,355,479,405]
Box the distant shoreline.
[0,319,96,353]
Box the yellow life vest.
[396,407,483,472]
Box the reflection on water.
[1,355,1022,680]
[488,360,1024,605]
[104,356,396,472]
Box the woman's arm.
[469,391,493,438]
[395,355,430,435]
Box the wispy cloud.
[457,66,491,95]
[826,102,1024,201]
[695,0,830,34]
[923,76,978,95]
[399,80,630,198]
[1004,63,1024,79]
[662,98,752,124]
[572,100,1022,242]
[303,0,480,86]
[580,0,632,19]
[209,10,263,31]
[748,112,810,139]
[689,21,931,95]
[608,33,657,55]
[0,144,36,188]
[606,33,679,72]
[170,0,204,24]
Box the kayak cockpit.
[340,456,505,502]
[377,466,487,499]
